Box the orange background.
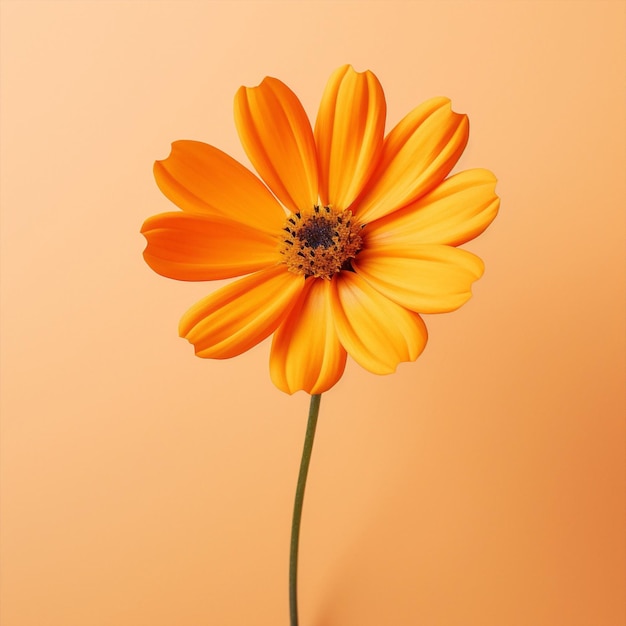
[1,2,625,625]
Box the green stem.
[289,393,322,626]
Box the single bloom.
[142,65,499,394]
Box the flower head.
[142,65,499,394]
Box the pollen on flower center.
[279,205,363,279]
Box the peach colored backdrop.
[1,2,624,625]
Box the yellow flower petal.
[141,212,278,281]
[330,272,428,375]
[270,279,347,394]
[153,140,285,235]
[179,265,305,359]
[234,77,318,213]
[353,97,469,224]
[314,65,386,210]
[365,169,500,247]
[354,244,484,313]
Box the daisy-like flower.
[142,65,499,394]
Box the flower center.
[279,205,363,279]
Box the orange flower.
[142,65,499,394]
